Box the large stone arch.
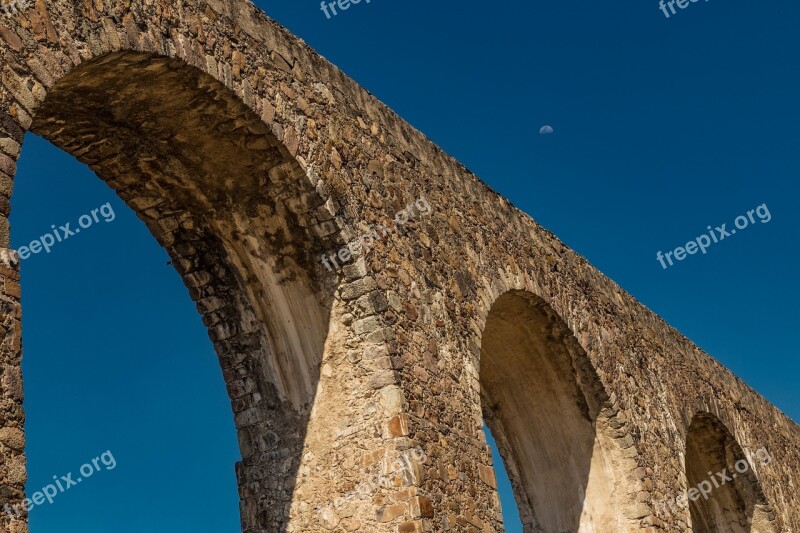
[0,2,423,531]
[33,49,338,401]
[25,50,345,533]
[478,289,640,532]
[2,47,348,532]
[0,0,391,525]
[683,412,778,533]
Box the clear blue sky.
[9,0,798,531]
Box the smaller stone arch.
[478,289,641,532]
[684,412,779,533]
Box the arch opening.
[483,422,524,531]
[30,50,337,409]
[6,50,342,531]
[479,290,636,532]
[12,131,243,530]
[685,413,777,533]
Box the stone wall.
[0,1,797,531]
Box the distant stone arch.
[478,290,639,532]
[685,412,778,532]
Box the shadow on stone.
[686,413,778,533]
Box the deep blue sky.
[9,0,798,531]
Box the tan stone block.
[2,364,23,401]
[0,138,20,157]
[1,69,35,113]
[627,502,652,519]
[318,506,339,530]
[6,454,26,484]
[5,279,21,299]
[386,414,410,438]
[9,520,29,533]
[0,428,25,451]
[359,447,385,467]
[410,496,434,519]
[376,502,406,523]
[380,385,406,417]
[397,520,424,533]
[0,27,23,51]
[477,465,496,489]
[340,518,361,531]
[0,154,16,176]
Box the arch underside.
[480,290,637,532]
[32,50,333,407]
[685,413,777,533]
[17,50,341,532]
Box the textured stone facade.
[0,1,797,532]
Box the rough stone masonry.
[0,1,797,532]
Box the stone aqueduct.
[0,1,797,531]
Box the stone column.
[0,250,26,533]
[275,259,434,533]
[0,111,27,533]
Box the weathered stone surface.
[0,427,23,451]
[0,1,797,532]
